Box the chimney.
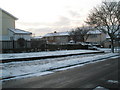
[54,31,57,33]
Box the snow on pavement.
[0,49,101,60]
[107,80,119,84]
[93,86,109,90]
[1,53,119,80]
[97,47,120,53]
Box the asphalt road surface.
[2,57,120,89]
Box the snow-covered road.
[1,52,119,81]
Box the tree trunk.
[111,39,114,53]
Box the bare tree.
[69,26,91,43]
[86,1,120,53]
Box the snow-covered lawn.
[0,49,101,60]
[1,53,119,81]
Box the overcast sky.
[1,0,107,36]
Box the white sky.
[1,0,104,36]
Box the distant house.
[103,31,120,48]
[85,30,106,45]
[85,29,120,48]
[43,31,71,44]
[8,28,32,41]
[43,29,119,48]
[0,8,32,41]
[43,30,108,46]
[32,36,43,40]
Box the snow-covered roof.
[43,32,70,37]
[9,28,32,35]
[106,34,110,39]
[115,30,120,34]
[87,30,101,34]
[32,36,43,39]
[0,8,18,20]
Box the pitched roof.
[106,34,110,38]
[9,28,32,35]
[0,8,18,20]
[43,32,70,37]
[32,36,43,39]
[87,30,101,34]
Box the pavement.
[2,57,119,89]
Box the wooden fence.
[1,40,89,53]
[1,40,46,53]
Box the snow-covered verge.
[97,47,120,53]
[1,53,119,81]
[107,80,119,84]
[0,50,101,60]
[97,48,111,52]
[93,86,108,90]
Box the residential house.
[103,31,120,48]
[43,30,107,47]
[0,8,17,41]
[85,30,106,45]
[0,8,32,41]
[43,29,119,48]
[8,28,32,41]
[0,8,32,51]
[43,31,71,44]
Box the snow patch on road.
[94,86,108,90]
[53,64,85,71]
[1,71,54,82]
